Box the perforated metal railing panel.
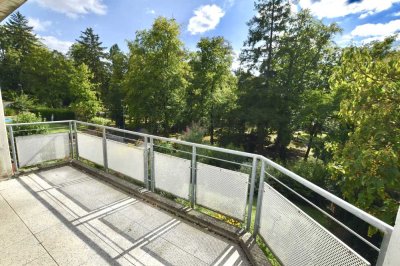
[16,133,70,167]
[154,152,191,199]
[196,162,249,220]
[260,182,370,266]
[77,132,103,166]
[107,139,145,183]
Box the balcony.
[1,120,396,266]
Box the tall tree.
[189,37,236,144]
[0,12,37,91]
[124,17,189,134]
[69,28,108,98]
[240,0,291,153]
[107,44,127,128]
[329,37,400,225]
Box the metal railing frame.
[7,120,395,265]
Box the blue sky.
[5,0,400,58]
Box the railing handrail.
[8,119,394,234]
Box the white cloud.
[39,36,73,54]
[343,19,400,44]
[146,9,156,15]
[394,11,400,16]
[27,17,52,32]
[33,0,107,18]
[351,19,400,37]
[298,0,400,19]
[188,5,225,35]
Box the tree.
[328,37,400,225]
[0,12,37,91]
[69,64,102,120]
[107,44,127,128]
[188,37,236,144]
[20,46,75,107]
[240,4,340,159]
[124,17,189,134]
[69,28,108,98]
[240,0,291,153]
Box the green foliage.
[181,123,207,144]
[0,12,38,91]
[187,37,237,144]
[30,107,75,121]
[13,112,48,136]
[240,5,341,157]
[124,17,189,134]
[69,64,102,120]
[9,92,35,112]
[90,116,113,126]
[106,44,127,128]
[69,28,109,98]
[20,46,75,107]
[328,38,400,225]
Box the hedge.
[30,107,75,121]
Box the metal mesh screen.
[16,133,70,167]
[196,162,249,220]
[77,132,103,166]
[107,139,145,183]
[259,182,370,266]
[154,152,191,199]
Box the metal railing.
[6,120,395,266]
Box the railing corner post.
[246,157,258,231]
[253,160,265,236]
[377,206,399,266]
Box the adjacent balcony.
[1,120,395,266]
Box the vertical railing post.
[143,136,149,187]
[377,231,392,266]
[190,146,197,208]
[253,160,265,236]
[73,121,79,159]
[149,137,155,191]
[69,121,74,159]
[102,127,108,172]
[246,157,258,230]
[380,207,399,266]
[8,125,18,172]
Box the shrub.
[90,117,113,126]
[12,112,48,136]
[9,93,35,113]
[181,123,206,144]
[5,108,16,116]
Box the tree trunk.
[256,122,267,153]
[210,104,214,145]
[304,123,318,161]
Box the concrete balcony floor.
[0,166,250,266]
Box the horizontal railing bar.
[76,121,257,159]
[8,120,74,126]
[15,120,394,234]
[153,144,193,155]
[196,153,252,168]
[265,171,380,252]
[11,127,69,132]
[261,157,394,234]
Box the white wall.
[0,90,12,178]
[383,207,400,266]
